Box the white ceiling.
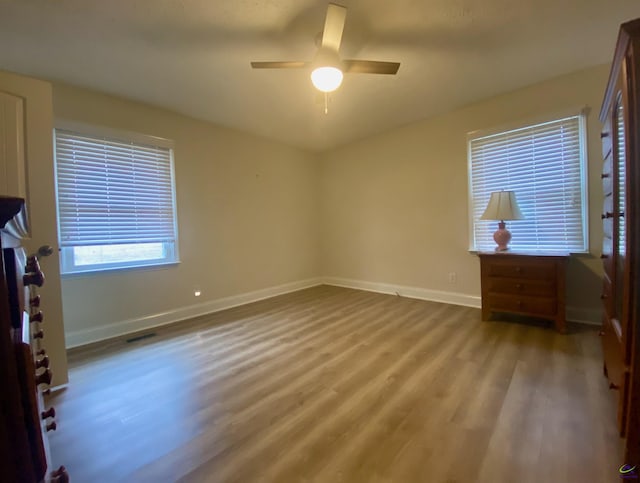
[1,0,639,151]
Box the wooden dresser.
[0,197,68,482]
[479,252,568,333]
[599,17,640,469]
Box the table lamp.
[480,191,524,251]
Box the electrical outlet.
[448,272,457,284]
[194,286,202,297]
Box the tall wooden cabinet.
[600,17,640,469]
[0,197,67,482]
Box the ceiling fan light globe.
[311,66,343,92]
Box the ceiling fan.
[250,3,400,94]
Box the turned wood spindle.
[26,255,40,273]
[23,270,44,287]
[35,369,52,387]
[50,466,69,483]
[41,407,56,420]
[36,355,50,369]
[30,311,44,324]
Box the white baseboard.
[566,306,602,326]
[65,277,324,348]
[66,275,603,348]
[321,276,482,308]
[322,276,602,326]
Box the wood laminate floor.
[48,285,622,483]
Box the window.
[54,124,179,274]
[468,112,588,253]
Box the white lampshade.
[480,191,524,221]
[310,47,344,93]
[311,66,343,92]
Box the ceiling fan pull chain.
[324,92,329,114]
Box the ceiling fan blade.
[321,3,347,52]
[251,61,309,69]
[342,60,400,75]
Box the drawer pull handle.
[609,382,619,390]
[601,173,610,179]
[30,295,41,307]
[33,329,44,339]
[620,211,625,218]
[46,421,57,432]
[598,330,605,336]
[600,253,609,259]
[515,267,522,273]
[601,132,610,138]
[515,283,522,290]
[600,293,608,300]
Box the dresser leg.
[481,306,490,321]
[555,317,567,334]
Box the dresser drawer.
[602,155,613,196]
[602,118,612,159]
[487,293,557,316]
[487,278,555,297]
[602,235,614,278]
[602,315,625,391]
[603,193,614,239]
[485,259,556,280]
[602,275,614,318]
[479,253,567,332]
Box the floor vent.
[125,333,157,343]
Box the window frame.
[54,121,180,275]
[467,108,590,254]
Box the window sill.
[60,260,180,278]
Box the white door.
[0,90,27,199]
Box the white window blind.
[469,114,588,252]
[55,127,178,273]
[617,105,626,255]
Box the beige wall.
[3,62,611,357]
[319,64,610,323]
[52,83,320,346]
[0,70,69,385]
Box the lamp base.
[493,221,512,251]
